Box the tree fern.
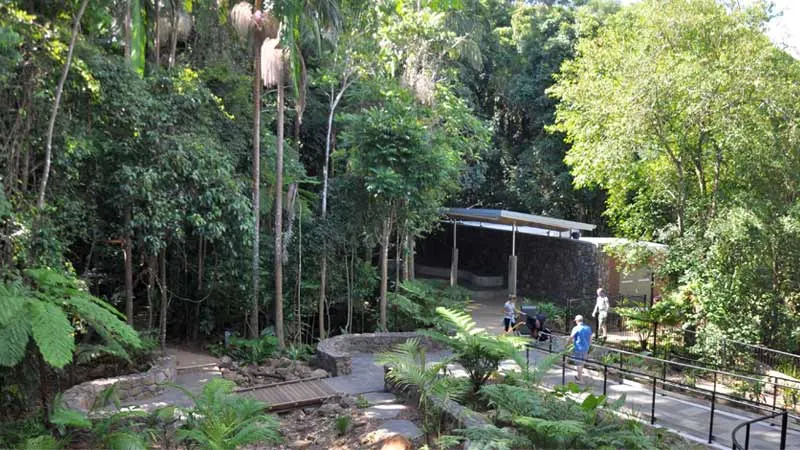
[30,300,75,368]
[0,269,141,370]
[176,378,282,450]
[420,307,527,392]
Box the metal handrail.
[527,332,800,423]
[731,410,788,450]
[523,338,795,447]
[546,332,800,388]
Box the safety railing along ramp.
[235,377,338,411]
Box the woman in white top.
[592,288,610,340]
[503,296,518,333]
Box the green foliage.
[22,435,62,450]
[0,269,140,369]
[176,378,282,450]
[334,415,351,436]
[455,424,531,450]
[378,338,468,441]
[421,307,526,393]
[387,280,471,331]
[355,394,370,409]
[209,334,279,365]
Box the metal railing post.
[709,371,717,443]
[526,346,530,372]
[562,354,566,386]
[650,376,657,425]
[772,377,778,411]
[619,354,624,385]
[603,364,608,396]
[652,322,658,354]
[780,410,788,450]
[744,423,750,450]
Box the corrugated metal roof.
[442,208,596,232]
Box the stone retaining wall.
[314,332,445,377]
[61,356,177,412]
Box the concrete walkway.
[465,289,800,450]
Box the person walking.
[592,287,610,341]
[503,295,518,333]
[569,315,593,382]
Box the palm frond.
[230,1,254,40]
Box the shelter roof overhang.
[442,208,596,233]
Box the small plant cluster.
[4,379,282,450]
[209,332,315,366]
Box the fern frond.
[68,293,141,349]
[50,403,91,433]
[513,416,585,444]
[22,435,62,450]
[30,300,75,368]
[102,432,148,450]
[0,281,29,326]
[480,384,543,418]
[456,424,531,450]
[0,309,31,367]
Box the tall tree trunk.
[344,247,351,333]
[409,237,415,280]
[124,209,134,326]
[154,0,161,66]
[394,229,401,291]
[249,19,262,339]
[379,215,392,331]
[147,254,156,330]
[159,248,168,351]
[274,60,285,349]
[124,0,132,62]
[37,0,89,208]
[193,237,204,341]
[168,2,179,68]
[402,232,410,282]
[295,205,302,344]
[318,84,347,340]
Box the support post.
[780,410,788,450]
[745,423,751,450]
[508,254,517,298]
[508,223,517,298]
[708,371,717,443]
[652,322,658,354]
[526,346,530,372]
[562,354,566,386]
[650,376,657,424]
[603,365,608,396]
[772,377,778,411]
[450,221,458,287]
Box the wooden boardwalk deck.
[235,377,338,412]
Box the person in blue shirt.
[569,315,593,382]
